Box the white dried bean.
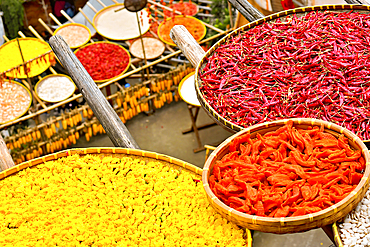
[339,189,370,246]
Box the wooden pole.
[28,26,45,41]
[0,134,15,171]
[96,0,107,8]
[38,18,54,35]
[49,35,140,149]
[86,2,98,13]
[135,12,150,80]
[49,13,63,26]
[227,0,264,22]
[60,10,75,23]
[16,38,38,111]
[170,25,205,67]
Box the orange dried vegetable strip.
[209,120,364,217]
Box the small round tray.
[129,37,165,60]
[53,23,91,49]
[35,74,76,103]
[93,4,151,40]
[0,80,32,124]
[178,72,200,107]
[74,41,131,83]
[158,16,206,46]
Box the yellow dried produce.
[62,119,67,130]
[0,155,246,246]
[31,132,36,141]
[116,97,122,108]
[87,108,93,117]
[85,132,90,142]
[82,109,88,118]
[36,130,41,140]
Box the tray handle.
[49,35,140,150]
[170,25,206,68]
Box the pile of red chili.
[200,11,370,140]
[75,43,130,81]
[209,121,365,217]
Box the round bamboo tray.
[92,4,151,40]
[74,41,131,83]
[178,71,200,107]
[158,16,206,46]
[129,37,165,60]
[53,23,91,49]
[193,5,370,136]
[0,38,51,78]
[35,74,76,103]
[0,80,32,124]
[202,118,370,234]
[0,148,252,247]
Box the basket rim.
[0,147,202,180]
[202,118,370,229]
[73,41,131,83]
[194,4,370,135]
[332,222,344,247]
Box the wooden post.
[0,134,15,171]
[49,35,140,149]
[170,25,205,68]
[227,0,265,22]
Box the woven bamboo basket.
[193,4,370,143]
[0,148,252,246]
[202,118,370,234]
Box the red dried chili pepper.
[200,11,370,140]
[75,43,130,81]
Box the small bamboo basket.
[202,118,370,234]
[0,148,252,246]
